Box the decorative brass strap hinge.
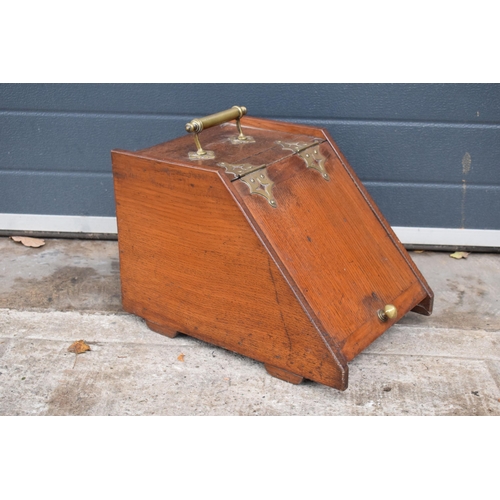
[217,162,264,179]
[240,169,277,208]
[298,146,329,181]
[217,162,277,208]
[276,140,329,181]
[275,139,323,153]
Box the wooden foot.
[264,364,304,385]
[145,320,178,338]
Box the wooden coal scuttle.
[111,106,433,390]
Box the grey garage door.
[1,84,499,247]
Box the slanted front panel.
[232,142,429,361]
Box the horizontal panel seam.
[2,109,500,129]
[0,110,201,120]
[0,169,112,177]
[267,116,500,129]
[364,181,500,189]
[0,171,498,189]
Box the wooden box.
[111,106,433,390]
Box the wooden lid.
[134,119,323,171]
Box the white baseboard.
[0,213,499,248]
[0,213,117,234]
[393,226,500,248]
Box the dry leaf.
[413,250,425,254]
[177,353,185,362]
[450,251,470,259]
[10,236,46,248]
[68,340,91,354]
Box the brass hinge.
[297,146,329,181]
[217,162,265,179]
[275,139,324,154]
[217,162,277,208]
[240,169,277,208]
[276,140,329,180]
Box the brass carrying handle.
[185,105,249,158]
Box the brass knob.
[378,304,397,322]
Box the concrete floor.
[0,237,499,415]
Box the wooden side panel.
[111,151,347,389]
[231,142,430,361]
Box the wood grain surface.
[231,141,433,361]
[111,116,433,389]
[112,151,347,389]
[321,129,434,318]
[135,121,321,170]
